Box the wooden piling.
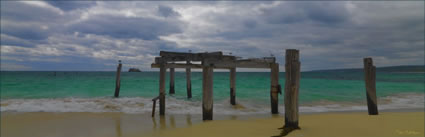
[270,63,279,114]
[284,49,300,129]
[114,60,122,98]
[159,64,166,115]
[186,61,192,98]
[151,96,160,117]
[230,68,236,105]
[202,66,214,120]
[152,99,157,117]
[169,68,175,94]
[364,58,378,115]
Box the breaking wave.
[1,93,423,114]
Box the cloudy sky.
[1,1,423,71]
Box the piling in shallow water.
[270,63,279,114]
[364,58,378,115]
[114,60,122,98]
[186,61,192,98]
[230,68,236,105]
[169,68,175,94]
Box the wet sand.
[1,111,424,137]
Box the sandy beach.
[1,111,423,137]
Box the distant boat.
[128,68,141,72]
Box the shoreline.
[2,110,424,137]
[1,92,423,115]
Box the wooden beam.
[169,68,175,94]
[160,51,223,57]
[152,63,204,69]
[202,66,214,120]
[238,58,276,63]
[364,58,378,115]
[234,60,271,68]
[159,64,166,115]
[270,63,279,114]
[210,58,275,68]
[284,49,300,129]
[114,60,122,98]
[152,60,273,69]
[160,55,236,63]
[186,61,192,99]
[230,68,236,105]
[159,51,231,62]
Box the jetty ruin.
[150,50,296,121]
[144,49,377,133]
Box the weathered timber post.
[230,68,236,105]
[114,60,122,98]
[202,65,214,120]
[270,63,279,114]
[159,63,166,115]
[364,58,378,115]
[186,61,192,98]
[152,99,156,117]
[151,96,160,117]
[169,68,175,94]
[284,49,300,130]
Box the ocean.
[1,70,424,115]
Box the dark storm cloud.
[1,1,63,22]
[1,23,51,40]
[243,20,257,28]
[0,1,64,41]
[261,2,349,25]
[46,1,97,11]
[157,5,180,17]
[1,1,423,71]
[0,34,41,47]
[180,1,423,70]
[69,15,183,40]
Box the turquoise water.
[1,71,423,114]
[1,71,423,103]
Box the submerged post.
[159,63,166,115]
[169,68,175,94]
[230,68,236,105]
[270,63,279,114]
[186,61,192,98]
[284,49,300,130]
[202,65,214,120]
[364,58,378,115]
[114,60,122,98]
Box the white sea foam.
[1,93,423,114]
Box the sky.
[1,1,424,71]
